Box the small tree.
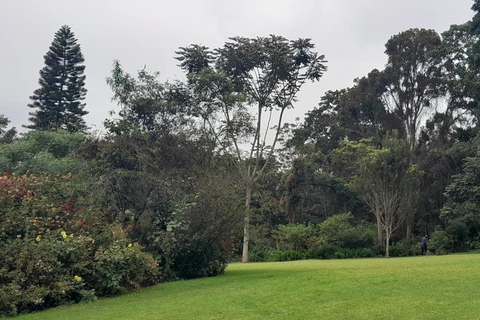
[352,134,421,257]
[27,25,88,133]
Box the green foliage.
[171,176,242,279]
[27,25,88,133]
[280,154,361,224]
[249,249,307,262]
[429,227,454,254]
[0,235,95,316]
[106,61,192,134]
[333,248,376,259]
[0,173,84,241]
[0,234,158,317]
[441,144,480,249]
[0,171,159,316]
[0,115,17,145]
[272,224,314,250]
[307,244,336,259]
[93,242,158,295]
[0,130,85,174]
[317,213,354,246]
[384,28,443,150]
[388,241,421,257]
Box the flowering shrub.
[0,234,95,316]
[0,172,88,243]
[0,173,159,316]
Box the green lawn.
[18,253,480,320]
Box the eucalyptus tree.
[176,36,327,262]
[382,28,444,151]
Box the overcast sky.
[0,0,475,133]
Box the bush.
[0,173,159,316]
[249,248,272,262]
[317,213,354,247]
[430,228,454,254]
[267,250,307,262]
[446,220,469,251]
[0,172,86,242]
[0,130,85,174]
[93,242,158,295]
[307,244,336,259]
[167,176,243,279]
[248,249,307,262]
[172,240,228,279]
[388,241,420,257]
[0,234,95,316]
[334,248,376,259]
[272,224,315,250]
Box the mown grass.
[18,253,480,319]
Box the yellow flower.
[74,275,82,282]
[128,243,132,248]
[61,231,67,239]
[36,235,41,242]
[69,234,74,238]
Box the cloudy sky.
[0,0,475,133]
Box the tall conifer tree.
[27,25,88,132]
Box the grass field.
[18,253,480,320]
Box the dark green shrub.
[388,241,419,257]
[262,250,306,262]
[172,241,228,279]
[272,224,315,250]
[430,228,454,254]
[334,248,375,259]
[249,248,271,262]
[307,244,336,259]
[446,220,469,251]
[93,242,158,295]
[317,213,354,247]
[0,285,18,317]
[248,249,307,262]
[168,175,242,279]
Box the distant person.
[421,235,428,255]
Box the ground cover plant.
[15,253,480,320]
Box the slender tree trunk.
[385,233,390,258]
[241,185,252,263]
[406,221,413,240]
[376,214,383,244]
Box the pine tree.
[26,25,88,132]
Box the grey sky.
[0,0,475,133]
